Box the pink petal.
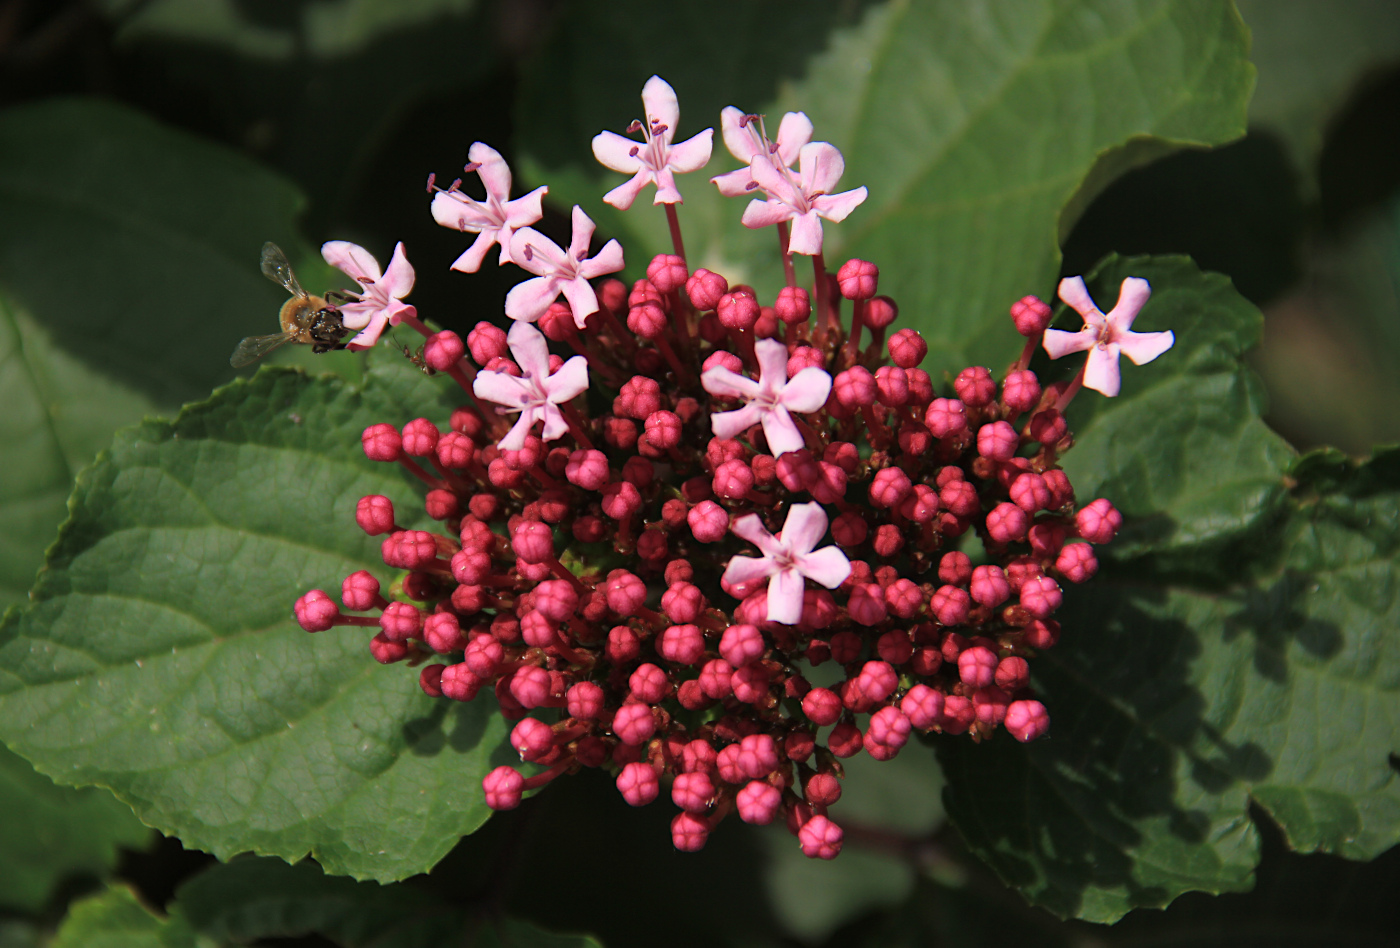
[578,238,625,280]
[450,231,498,274]
[797,142,845,196]
[813,186,867,223]
[667,129,714,174]
[592,130,644,174]
[785,212,825,256]
[384,299,414,326]
[1082,343,1122,397]
[346,312,389,348]
[603,171,651,211]
[322,240,381,284]
[710,402,765,441]
[468,142,513,200]
[538,403,570,442]
[509,227,567,277]
[382,243,415,299]
[649,168,683,205]
[1105,277,1152,333]
[781,366,833,413]
[502,187,547,229]
[336,299,376,331]
[723,554,777,588]
[754,337,790,387]
[741,198,795,231]
[701,365,760,400]
[1118,329,1175,366]
[780,502,830,557]
[504,274,561,322]
[1042,327,1096,360]
[1057,277,1105,328]
[797,547,852,590]
[759,406,805,456]
[473,370,534,410]
[720,106,762,163]
[774,111,813,166]
[731,513,780,556]
[712,167,756,198]
[641,75,680,143]
[506,319,551,379]
[567,206,598,261]
[766,567,805,624]
[749,155,800,207]
[560,278,600,326]
[497,406,540,452]
[431,191,495,232]
[543,354,590,403]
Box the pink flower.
[711,106,812,198]
[702,338,831,456]
[321,240,415,348]
[1043,277,1175,397]
[591,75,714,210]
[722,502,851,624]
[505,206,625,326]
[472,320,589,451]
[740,142,868,256]
[430,142,547,273]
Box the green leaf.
[0,744,150,913]
[938,448,1400,922]
[0,97,335,408]
[0,293,160,611]
[49,886,202,948]
[0,358,511,883]
[1055,255,1296,571]
[519,0,1254,380]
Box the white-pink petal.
[641,75,680,139]
[780,502,829,557]
[785,213,825,256]
[701,365,761,400]
[767,569,806,624]
[798,547,852,589]
[722,554,777,589]
[667,130,715,174]
[812,187,868,223]
[1082,344,1122,397]
[592,130,644,174]
[759,409,805,457]
[781,367,833,413]
[741,197,795,230]
[1042,327,1097,359]
[504,275,562,323]
[1118,329,1175,365]
[731,514,779,556]
[711,402,765,441]
[798,142,845,196]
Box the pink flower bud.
[606,625,641,664]
[1005,699,1050,742]
[828,511,868,549]
[774,285,811,323]
[627,301,667,339]
[865,705,911,756]
[361,424,402,462]
[995,656,1030,692]
[601,480,643,521]
[874,366,909,407]
[1028,523,1067,559]
[677,500,725,544]
[1056,542,1098,583]
[924,398,968,438]
[970,565,1011,608]
[716,623,762,668]
[617,761,659,806]
[509,666,552,709]
[565,681,604,720]
[647,253,688,293]
[827,721,862,758]
[801,687,842,727]
[400,418,440,457]
[685,268,728,310]
[671,811,710,852]
[613,702,656,745]
[378,601,422,642]
[628,662,670,704]
[465,634,503,678]
[658,624,705,665]
[853,661,896,705]
[419,664,445,697]
[953,366,995,408]
[482,766,524,810]
[422,612,466,653]
[661,582,705,624]
[784,346,823,378]
[697,658,734,699]
[511,520,554,564]
[940,694,975,735]
[938,551,972,586]
[868,467,912,509]
[864,294,897,328]
[1020,574,1063,618]
[901,684,945,730]
[295,589,339,632]
[730,663,770,704]
[735,780,781,825]
[833,366,877,409]
[517,610,555,649]
[930,585,970,626]
[716,290,760,330]
[615,376,662,421]
[801,773,840,808]
[433,432,472,471]
[737,733,780,779]
[629,277,663,308]
[482,356,519,376]
[439,662,482,699]
[560,448,607,491]
[798,814,844,859]
[872,525,904,560]
[986,502,1030,544]
[604,570,648,617]
[417,329,465,371]
[957,646,998,688]
[1011,295,1053,336]
[883,327,926,368]
[1029,409,1067,446]
[639,409,682,450]
[1077,498,1122,544]
[879,582,920,623]
[712,458,755,500]
[341,571,381,611]
[511,717,556,762]
[846,583,887,626]
[467,322,507,366]
[974,686,1011,726]
[977,420,1018,462]
[1002,369,1041,414]
[938,481,978,520]
[834,258,877,300]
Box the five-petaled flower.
[472,320,589,451]
[723,503,852,624]
[430,142,546,273]
[711,107,812,197]
[739,142,867,256]
[505,206,625,327]
[702,337,832,456]
[1043,277,1175,397]
[321,240,415,348]
[592,75,714,210]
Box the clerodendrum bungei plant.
[293,76,1175,858]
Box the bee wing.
[230,331,296,368]
[260,242,307,300]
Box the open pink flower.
[702,337,831,456]
[1043,277,1175,397]
[321,240,415,348]
[723,503,851,624]
[430,142,546,273]
[711,107,812,198]
[505,206,625,327]
[592,75,714,210]
[472,321,589,451]
[740,142,867,256]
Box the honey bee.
[229,242,350,368]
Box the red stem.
[812,253,831,351]
[665,204,688,261]
[776,221,796,288]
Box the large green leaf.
[938,447,1400,922]
[518,0,1253,380]
[49,886,202,948]
[0,294,160,611]
[1055,255,1296,571]
[0,358,511,882]
[0,744,150,913]
[0,97,336,408]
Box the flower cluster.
[294,77,1173,858]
